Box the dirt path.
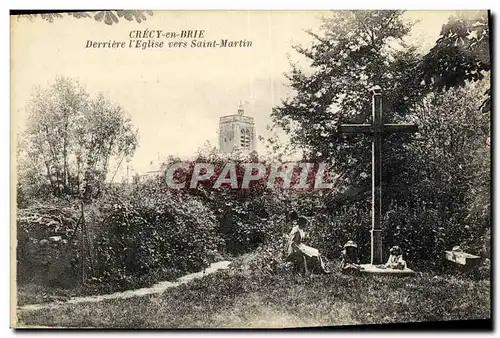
[17,260,232,312]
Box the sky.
[11,10,469,181]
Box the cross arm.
[382,124,418,134]
[338,123,418,134]
[338,124,372,134]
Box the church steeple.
[218,101,256,154]
[237,101,244,115]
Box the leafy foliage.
[385,81,491,266]
[422,11,490,91]
[172,148,284,255]
[17,10,154,25]
[19,77,138,201]
[273,11,423,198]
[421,11,490,116]
[92,180,223,288]
[271,10,491,268]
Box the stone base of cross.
[339,85,417,267]
[360,263,415,275]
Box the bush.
[92,180,223,289]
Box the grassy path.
[16,268,490,328]
[17,260,231,313]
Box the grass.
[16,268,490,328]
[16,266,189,306]
[16,283,73,306]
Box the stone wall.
[17,206,84,286]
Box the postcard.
[11,10,491,329]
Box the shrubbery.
[16,179,225,291]
[91,180,223,289]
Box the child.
[384,245,407,270]
[340,240,361,274]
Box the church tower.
[218,103,257,154]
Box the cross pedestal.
[339,86,417,272]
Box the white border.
[3,1,497,337]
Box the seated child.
[383,245,407,270]
[340,240,361,273]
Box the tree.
[422,11,490,92]
[384,79,490,265]
[19,77,138,201]
[421,11,490,116]
[271,10,491,266]
[272,10,422,207]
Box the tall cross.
[338,86,417,265]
